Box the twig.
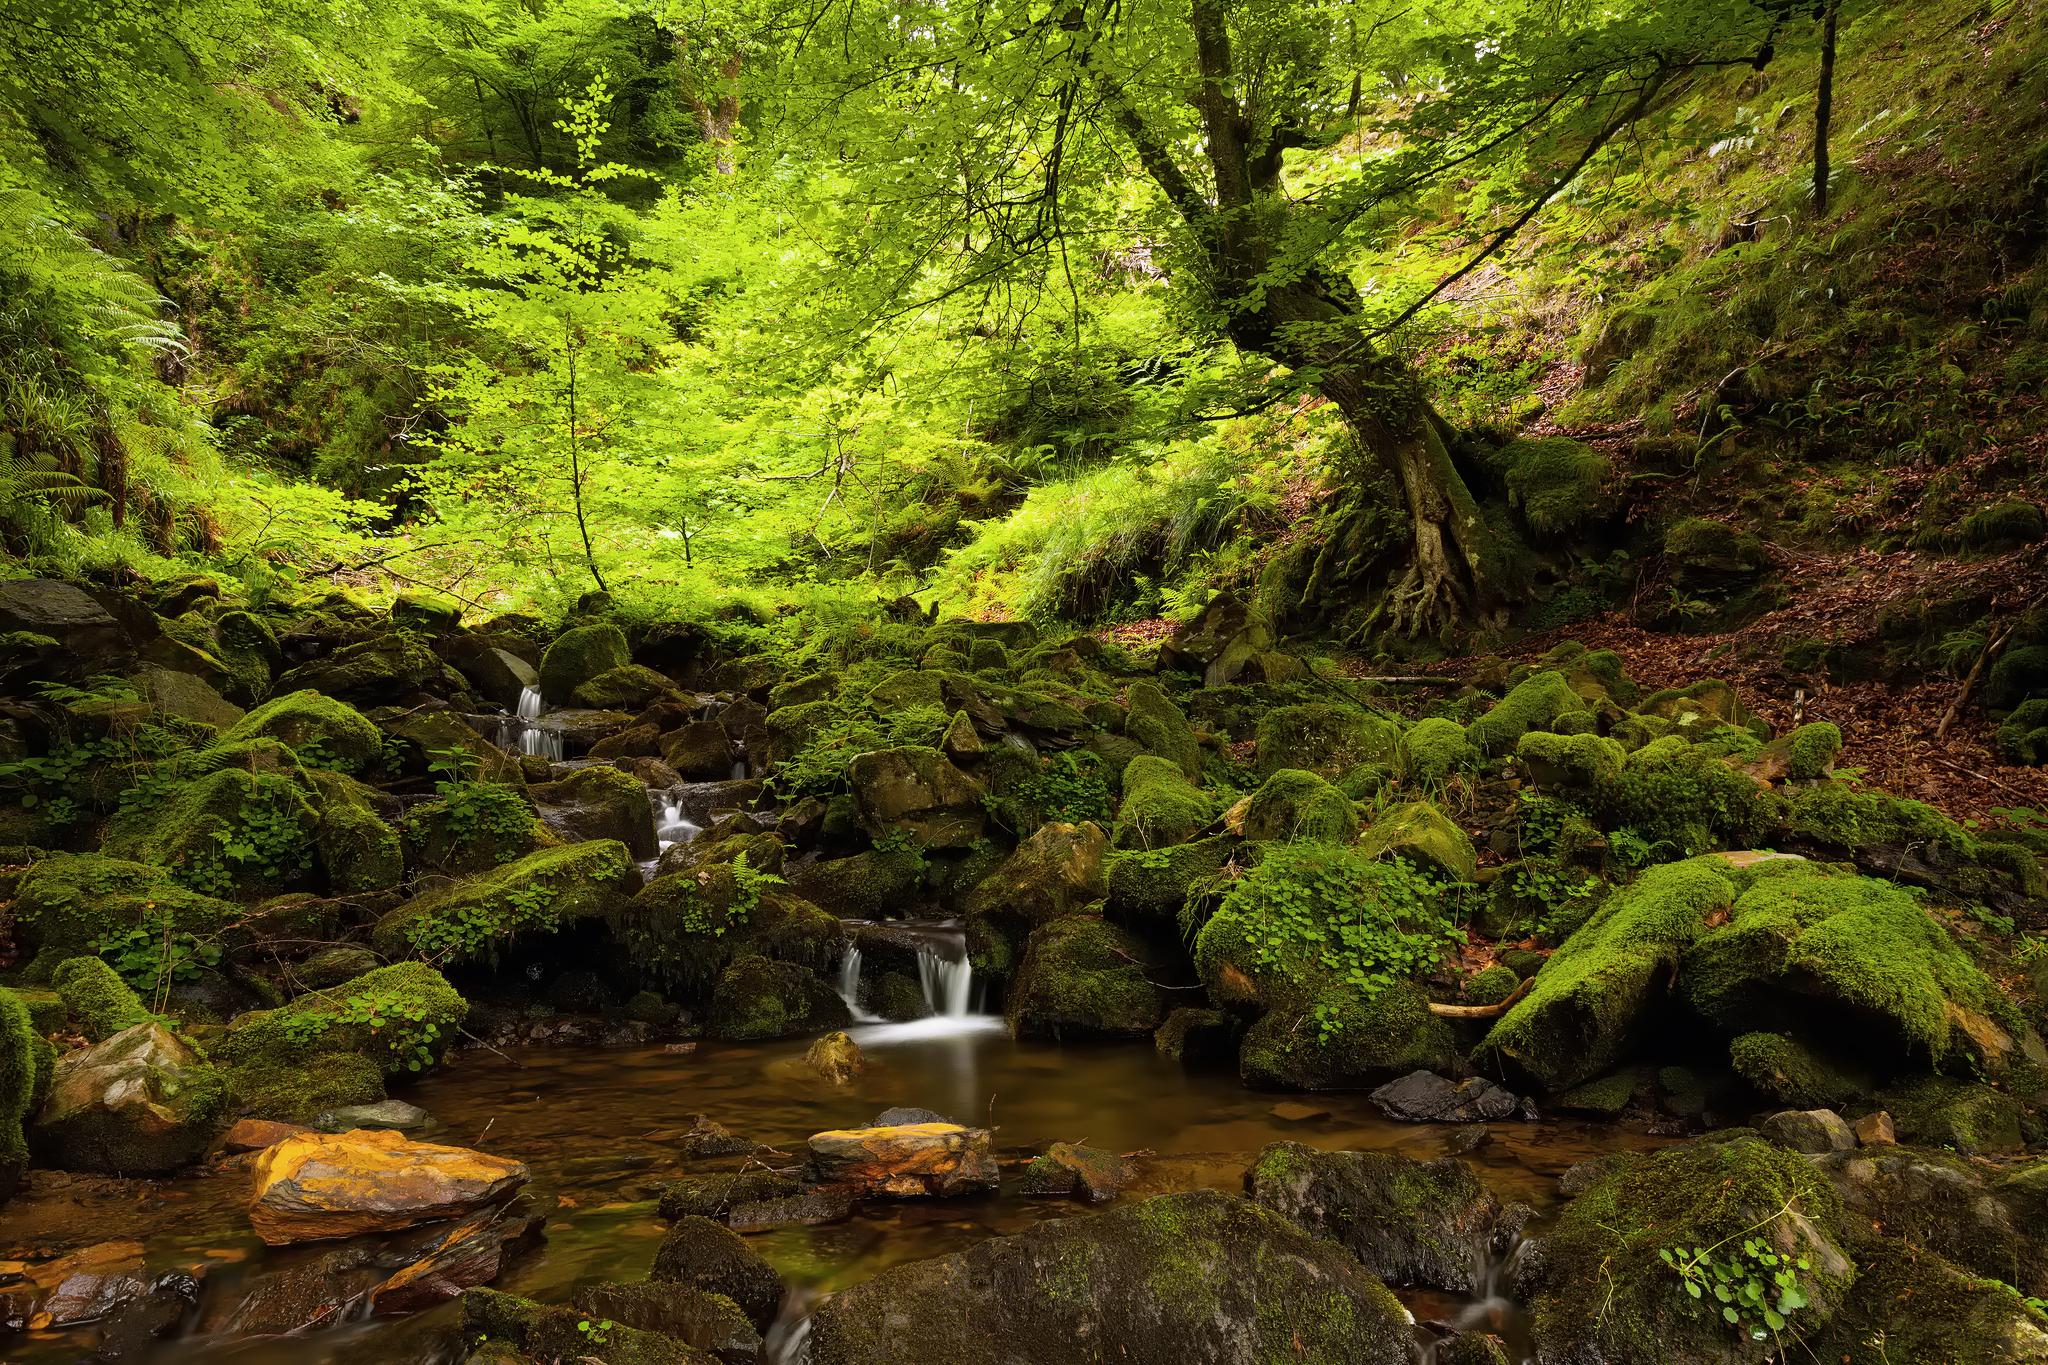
[1427,977,1534,1018]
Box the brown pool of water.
[4,1020,1667,1363]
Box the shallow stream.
[4,1017,1667,1364]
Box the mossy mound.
[1516,730,1625,791]
[1,988,47,1202]
[615,870,841,1000]
[1240,768,1357,843]
[1111,755,1214,850]
[1123,680,1202,780]
[52,956,151,1040]
[1998,698,2048,766]
[1466,671,1594,756]
[705,957,850,1040]
[213,963,468,1077]
[1877,1076,2026,1156]
[1237,982,1459,1090]
[223,1050,385,1124]
[1519,1135,1853,1364]
[12,853,239,980]
[1105,836,1232,923]
[961,821,1110,925]
[537,622,631,705]
[570,663,682,710]
[371,840,637,964]
[219,690,382,773]
[1811,1237,2048,1365]
[403,782,551,878]
[304,769,404,893]
[1399,717,1478,784]
[1253,703,1401,781]
[1007,915,1169,1040]
[1493,435,1612,537]
[1727,1031,1868,1110]
[1357,801,1476,882]
[1602,736,1780,856]
[101,767,319,897]
[272,630,450,705]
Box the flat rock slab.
[313,1100,431,1133]
[248,1129,528,1246]
[807,1122,998,1198]
[727,1189,856,1232]
[1370,1070,1522,1124]
[369,1209,544,1315]
[219,1119,311,1154]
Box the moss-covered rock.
[705,957,850,1041]
[214,963,467,1079]
[1357,801,1476,882]
[221,689,382,768]
[1478,859,1738,1092]
[846,745,986,847]
[12,853,238,980]
[1240,768,1357,843]
[537,623,631,705]
[1604,736,1779,856]
[1493,436,1612,537]
[530,763,658,858]
[1515,730,1626,790]
[1400,717,1478,784]
[615,870,841,1000]
[1123,680,1202,780]
[1728,1031,1868,1110]
[962,821,1110,925]
[52,956,151,1040]
[570,663,682,711]
[1105,836,1233,923]
[1877,1076,2025,1155]
[1111,755,1214,850]
[805,1189,1414,1365]
[305,769,404,893]
[1811,1238,2048,1365]
[462,1287,704,1365]
[1254,703,1401,781]
[403,782,551,878]
[1467,671,1594,756]
[222,1050,385,1124]
[29,1022,227,1174]
[1007,915,1169,1040]
[1237,982,1459,1090]
[1784,721,1843,780]
[1664,518,1770,597]
[372,840,637,964]
[1464,965,1521,1006]
[1,988,45,1201]
[1517,1135,1853,1364]
[786,847,925,919]
[273,630,452,705]
[102,767,319,897]
[1998,698,2048,766]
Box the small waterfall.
[496,684,563,762]
[835,946,882,1023]
[916,944,974,1018]
[653,787,702,850]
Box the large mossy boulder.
[219,689,383,773]
[962,821,1110,925]
[705,957,850,1041]
[847,746,986,847]
[101,767,319,897]
[572,663,683,711]
[214,963,467,1079]
[616,872,843,1001]
[51,957,150,1041]
[537,622,631,705]
[1466,670,1595,756]
[273,631,453,706]
[1006,915,1169,1041]
[1,988,51,1202]
[1239,768,1357,843]
[806,1189,1415,1365]
[1123,680,1202,780]
[403,783,552,879]
[305,769,405,893]
[531,763,659,858]
[1245,1143,1528,1294]
[1253,703,1400,781]
[377,708,523,785]
[11,853,239,979]
[372,841,637,964]
[786,847,926,919]
[1812,1237,2048,1365]
[1105,836,1233,923]
[1112,756,1214,850]
[1237,982,1458,1090]
[1516,1135,1854,1365]
[1357,801,1477,881]
[463,1287,705,1365]
[29,1023,226,1174]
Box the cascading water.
[916,944,974,1017]
[497,684,563,762]
[652,788,702,851]
[834,946,882,1023]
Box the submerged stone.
[807,1121,999,1198]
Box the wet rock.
[662,719,737,778]
[0,579,121,654]
[572,1282,761,1365]
[462,1286,708,1363]
[962,821,1110,924]
[1269,1101,1329,1123]
[531,764,659,857]
[530,707,636,754]
[369,1209,545,1315]
[206,1253,377,1335]
[804,1031,864,1084]
[872,1106,950,1126]
[4,1239,147,1328]
[31,1023,226,1175]
[672,1114,768,1161]
[656,1170,801,1221]
[314,1099,431,1133]
[1761,1107,1857,1153]
[1436,1333,1513,1365]
[219,1118,311,1153]
[650,1215,784,1330]
[1019,1142,1136,1202]
[1853,1110,1895,1146]
[90,1270,200,1359]
[706,958,849,1041]
[1811,1236,2048,1364]
[808,1122,999,1198]
[249,1129,528,1245]
[1154,1007,1239,1066]
[727,1188,856,1232]
[1369,1070,1522,1124]
[449,642,538,710]
[296,944,384,989]
[846,745,986,847]
[537,622,631,704]
[806,1189,1412,1365]
[1245,1143,1530,1294]
[1006,915,1168,1040]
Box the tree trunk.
[1813,2,1838,216]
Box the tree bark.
[1813,2,1838,216]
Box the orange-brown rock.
[804,1031,864,1085]
[219,1118,310,1154]
[369,1209,544,1314]
[807,1122,997,1198]
[248,1129,528,1246]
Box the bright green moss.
[1112,754,1214,850]
[1357,800,1476,881]
[1998,698,2048,765]
[537,622,631,704]
[1601,736,1780,855]
[1122,680,1204,780]
[1494,436,1611,537]
[1465,964,1521,1006]
[1728,1030,1867,1109]
[224,1050,385,1124]
[1467,671,1592,757]
[51,956,151,1040]
[219,689,382,773]
[1785,721,1843,780]
[403,781,550,878]
[0,987,41,1199]
[214,962,467,1076]
[12,853,237,981]
[1478,859,1738,1092]
[371,839,636,964]
[1253,703,1401,780]
[1399,717,1477,784]
[102,767,319,896]
[304,769,403,893]
[1679,861,2005,1067]
[1515,730,1625,790]
[1241,768,1358,843]
[1786,783,1973,862]
[1106,836,1233,924]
